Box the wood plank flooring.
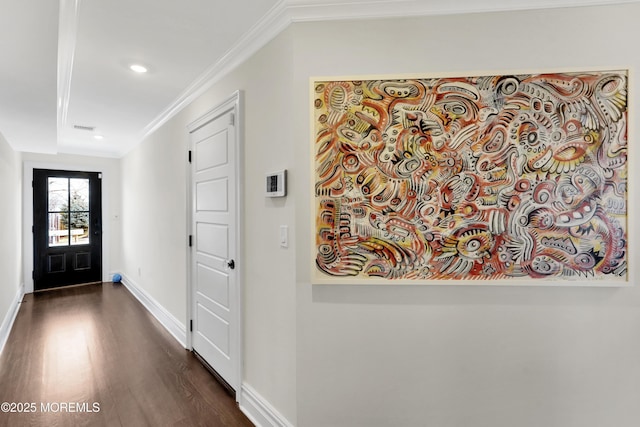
[0,283,254,427]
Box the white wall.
[120,29,297,422]
[21,152,122,291]
[119,4,640,426]
[0,133,22,343]
[120,123,189,322]
[293,4,640,427]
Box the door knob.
[227,259,235,270]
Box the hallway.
[0,283,253,427]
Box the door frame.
[23,161,111,294]
[32,169,103,290]
[186,90,244,401]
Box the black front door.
[33,169,102,290]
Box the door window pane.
[70,212,90,246]
[69,179,89,211]
[48,178,68,212]
[49,213,69,247]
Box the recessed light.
[94,135,104,140]
[130,64,148,73]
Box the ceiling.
[0,0,636,158]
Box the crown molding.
[133,0,639,154]
[285,0,640,22]
[135,0,292,148]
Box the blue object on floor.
[112,273,122,283]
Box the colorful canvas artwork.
[313,71,628,282]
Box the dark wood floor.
[0,283,253,427]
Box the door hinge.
[189,235,193,247]
[32,225,34,233]
[32,271,35,279]
[190,319,193,332]
[229,113,235,126]
[188,150,192,163]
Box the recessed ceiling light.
[130,64,148,73]
[94,135,104,140]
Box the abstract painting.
[313,71,628,283]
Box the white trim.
[23,161,112,294]
[186,91,243,133]
[239,383,295,427]
[285,0,640,22]
[135,2,290,150]
[120,273,187,348]
[0,283,25,356]
[187,90,244,402]
[236,92,246,404]
[185,132,194,352]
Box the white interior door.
[189,100,240,396]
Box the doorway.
[188,91,242,399]
[33,169,102,291]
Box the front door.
[33,169,102,291]
[189,100,240,396]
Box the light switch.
[280,225,288,248]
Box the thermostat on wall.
[266,170,287,197]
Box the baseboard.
[0,283,25,356]
[120,274,187,348]
[239,383,295,427]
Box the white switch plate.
[280,225,288,248]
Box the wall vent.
[73,125,95,131]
